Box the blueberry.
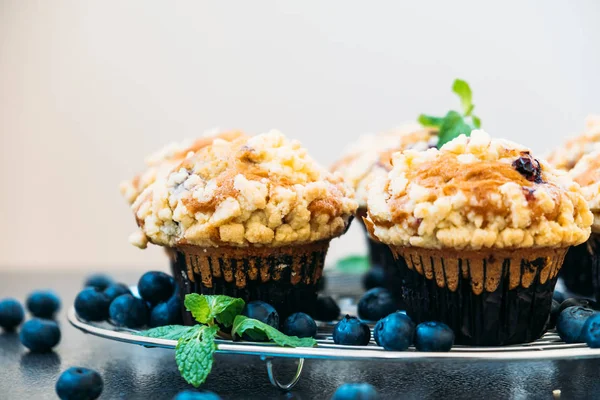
[75,288,111,322]
[553,291,566,303]
[172,390,222,400]
[512,153,542,183]
[283,312,317,338]
[548,299,561,330]
[56,367,103,400]
[150,294,183,327]
[26,290,61,319]
[103,283,132,302]
[362,266,386,291]
[138,271,174,305]
[357,288,396,322]
[241,301,279,329]
[559,298,599,313]
[556,306,596,343]
[331,383,379,400]
[313,296,340,321]
[333,315,370,346]
[84,274,114,291]
[414,321,454,352]
[373,312,415,351]
[20,318,61,352]
[109,294,149,328]
[0,298,25,330]
[583,313,600,348]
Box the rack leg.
[264,357,305,391]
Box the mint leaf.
[231,315,317,348]
[471,115,482,129]
[452,79,474,116]
[175,325,219,387]
[140,325,193,340]
[184,294,245,327]
[437,111,475,148]
[336,255,369,274]
[418,114,444,128]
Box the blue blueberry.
[331,383,379,400]
[313,296,340,321]
[362,265,386,291]
[109,294,149,328]
[414,321,454,352]
[357,288,396,322]
[20,318,61,352]
[172,390,222,400]
[26,290,61,319]
[553,291,566,303]
[138,271,174,305]
[56,367,103,400]
[283,312,317,338]
[373,312,415,351]
[584,313,600,348]
[150,294,183,327]
[559,298,599,313]
[242,301,279,329]
[103,283,132,302]
[0,298,25,330]
[74,287,111,322]
[556,306,596,343]
[333,315,370,346]
[84,274,114,291]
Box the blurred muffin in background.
[365,130,592,345]
[331,123,437,302]
[546,115,600,170]
[122,130,357,323]
[561,146,600,298]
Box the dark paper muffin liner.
[560,233,600,299]
[356,208,405,306]
[169,241,329,325]
[389,246,568,346]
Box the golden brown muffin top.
[570,148,600,233]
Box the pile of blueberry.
[74,271,182,329]
[331,287,455,352]
[552,292,600,347]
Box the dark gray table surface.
[1,271,600,400]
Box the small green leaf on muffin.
[418,79,482,148]
[232,315,317,347]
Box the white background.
[1,1,599,270]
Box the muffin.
[561,147,600,298]
[122,130,357,324]
[331,124,437,300]
[365,130,592,345]
[546,115,600,171]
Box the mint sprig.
[138,294,318,388]
[231,315,317,348]
[175,325,219,387]
[418,78,482,148]
[184,294,245,327]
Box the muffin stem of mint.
[366,109,593,345]
[124,131,357,324]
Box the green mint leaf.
[336,255,369,274]
[418,114,444,128]
[139,325,194,340]
[175,325,219,387]
[452,79,474,116]
[471,115,482,129]
[184,294,245,327]
[231,315,317,348]
[437,110,475,148]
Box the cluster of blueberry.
[74,271,182,329]
[552,292,600,347]
[331,287,455,352]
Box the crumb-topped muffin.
[366,130,593,345]
[561,148,600,298]
[546,115,600,170]
[122,130,357,322]
[331,124,437,302]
